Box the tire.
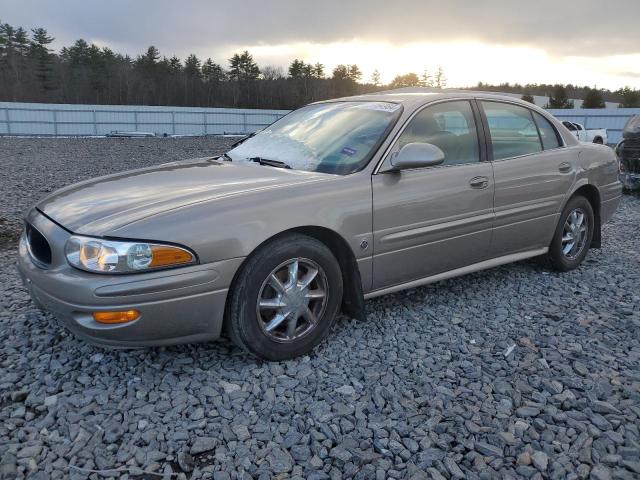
[593,137,603,144]
[545,195,594,272]
[225,233,343,361]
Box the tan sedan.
[18,92,622,360]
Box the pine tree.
[184,54,201,78]
[138,46,160,73]
[332,64,349,81]
[228,50,260,81]
[581,87,605,108]
[521,93,535,104]
[0,24,30,99]
[312,62,324,78]
[302,63,313,78]
[547,85,574,109]
[419,69,432,87]
[618,87,640,108]
[168,56,182,74]
[371,69,381,87]
[228,50,260,107]
[288,59,305,78]
[347,64,362,82]
[434,67,446,88]
[202,59,225,82]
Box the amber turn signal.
[92,310,140,324]
[149,245,194,268]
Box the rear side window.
[397,100,480,166]
[481,101,542,160]
[533,112,562,150]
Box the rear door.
[481,101,576,255]
[371,100,494,290]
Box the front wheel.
[225,233,343,361]
[545,195,594,272]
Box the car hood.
[37,157,330,235]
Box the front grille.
[25,223,52,267]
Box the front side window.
[396,101,480,166]
[228,101,402,175]
[533,112,562,150]
[481,101,543,160]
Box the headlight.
[65,236,196,273]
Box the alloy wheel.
[256,258,328,343]
[561,208,589,260]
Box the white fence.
[0,102,289,136]
[1,102,637,144]
[547,108,640,145]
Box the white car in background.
[562,121,608,144]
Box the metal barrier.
[547,108,640,145]
[2,102,639,143]
[0,102,289,136]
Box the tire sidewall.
[229,235,343,361]
[549,196,594,271]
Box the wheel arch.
[567,183,602,248]
[289,226,366,321]
[224,226,367,327]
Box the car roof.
[325,87,537,109]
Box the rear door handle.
[469,176,489,189]
[558,162,572,173]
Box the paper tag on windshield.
[341,146,357,156]
[354,102,401,113]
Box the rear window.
[481,101,542,160]
[533,112,562,150]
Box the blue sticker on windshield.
[341,146,357,156]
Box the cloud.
[617,71,640,79]
[3,0,639,58]
[2,0,639,88]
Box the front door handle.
[558,162,572,173]
[469,176,489,189]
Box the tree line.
[478,82,640,109]
[1,20,639,109]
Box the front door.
[371,100,494,291]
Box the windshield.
[228,101,402,174]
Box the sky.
[2,0,640,89]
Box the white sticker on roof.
[353,102,401,113]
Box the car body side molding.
[363,247,548,299]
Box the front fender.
[109,173,374,267]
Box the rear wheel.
[593,137,603,144]
[545,195,594,272]
[225,233,343,361]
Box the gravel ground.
[1,138,639,480]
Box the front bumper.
[17,209,244,348]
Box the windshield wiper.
[231,131,257,148]
[249,157,292,169]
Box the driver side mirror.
[384,142,445,172]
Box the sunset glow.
[211,40,640,89]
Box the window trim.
[531,110,563,151]
[478,99,566,163]
[373,98,484,174]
